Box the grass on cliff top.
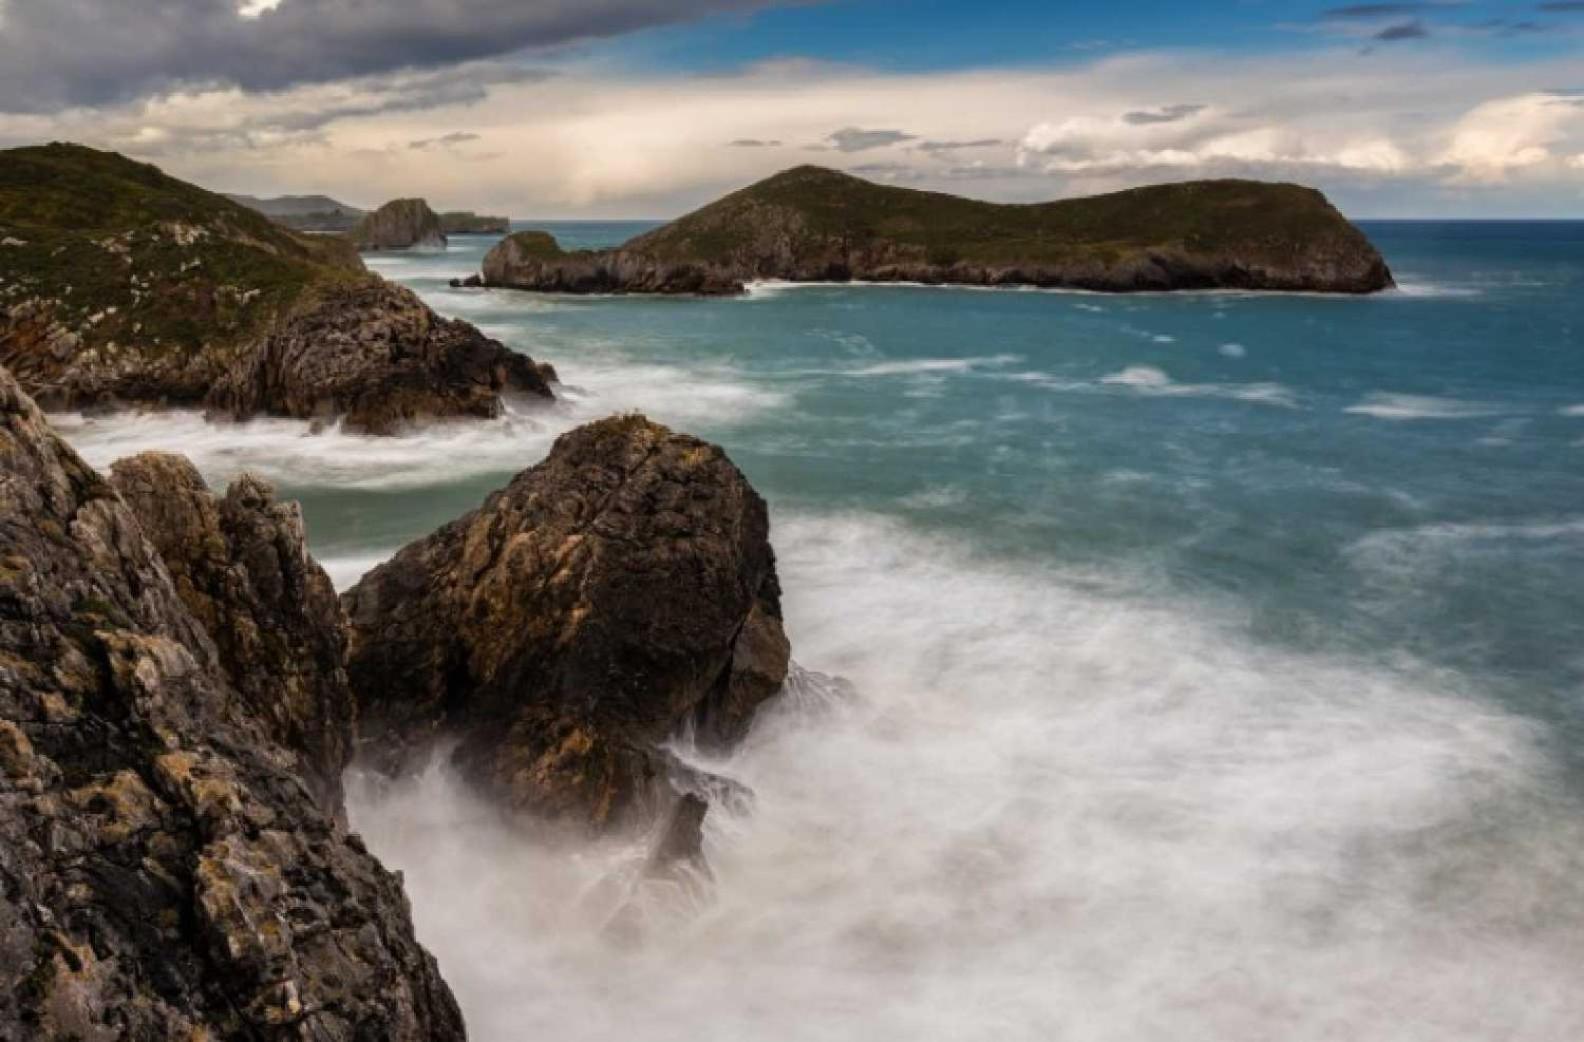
[0,143,364,357]
[629,166,1369,267]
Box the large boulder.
[343,414,790,828]
[206,278,554,434]
[350,199,447,251]
[108,453,355,812]
[0,366,463,1040]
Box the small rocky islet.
[1,141,1396,1038]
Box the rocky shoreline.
[477,166,1394,296]
[0,145,553,435]
[0,363,788,1037]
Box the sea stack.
[350,198,447,251]
[342,414,790,829]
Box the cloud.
[1320,2,1457,17]
[1375,19,1431,39]
[825,127,918,152]
[0,0,782,113]
[1540,2,1584,10]
[1122,104,1207,125]
[409,131,481,150]
[8,47,1583,218]
[728,138,783,147]
[916,138,1005,153]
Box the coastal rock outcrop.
[107,453,354,812]
[0,144,554,431]
[207,278,553,434]
[350,199,447,251]
[0,366,463,1040]
[342,414,790,828]
[481,166,1394,296]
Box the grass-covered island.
[0,143,553,432]
[481,165,1393,295]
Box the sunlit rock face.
[0,366,463,1041]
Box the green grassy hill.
[484,166,1392,295]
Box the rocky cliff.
[343,414,789,829]
[350,199,447,251]
[0,365,464,1040]
[0,144,551,431]
[481,166,1394,296]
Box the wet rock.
[350,199,447,251]
[0,365,464,1041]
[108,452,354,812]
[206,278,553,434]
[343,414,790,828]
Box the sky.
[1,0,1582,217]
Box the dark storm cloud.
[1122,104,1206,125]
[0,0,782,114]
[728,138,784,147]
[826,127,917,152]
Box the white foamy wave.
[1560,404,1584,418]
[1219,342,1247,358]
[845,354,1022,377]
[50,404,580,492]
[50,359,786,492]
[320,551,398,591]
[1390,281,1483,299]
[1100,365,1297,407]
[350,511,1584,1042]
[1345,392,1502,421]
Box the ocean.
[53,220,1584,1041]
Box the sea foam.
[349,511,1584,1042]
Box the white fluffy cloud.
[4,47,1581,217]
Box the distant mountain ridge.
[480,165,1394,295]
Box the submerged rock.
[350,198,447,251]
[0,366,463,1040]
[343,414,790,828]
[108,452,355,812]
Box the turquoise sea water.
[54,220,1584,1041]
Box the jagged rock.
[0,144,554,431]
[483,166,1395,296]
[343,414,790,829]
[449,274,484,289]
[350,199,447,251]
[107,453,354,812]
[206,278,552,434]
[0,366,464,1041]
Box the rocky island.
[0,145,552,433]
[0,360,788,1036]
[225,193,367,233]
[348,198,448,251]
[479,165,1393,295]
